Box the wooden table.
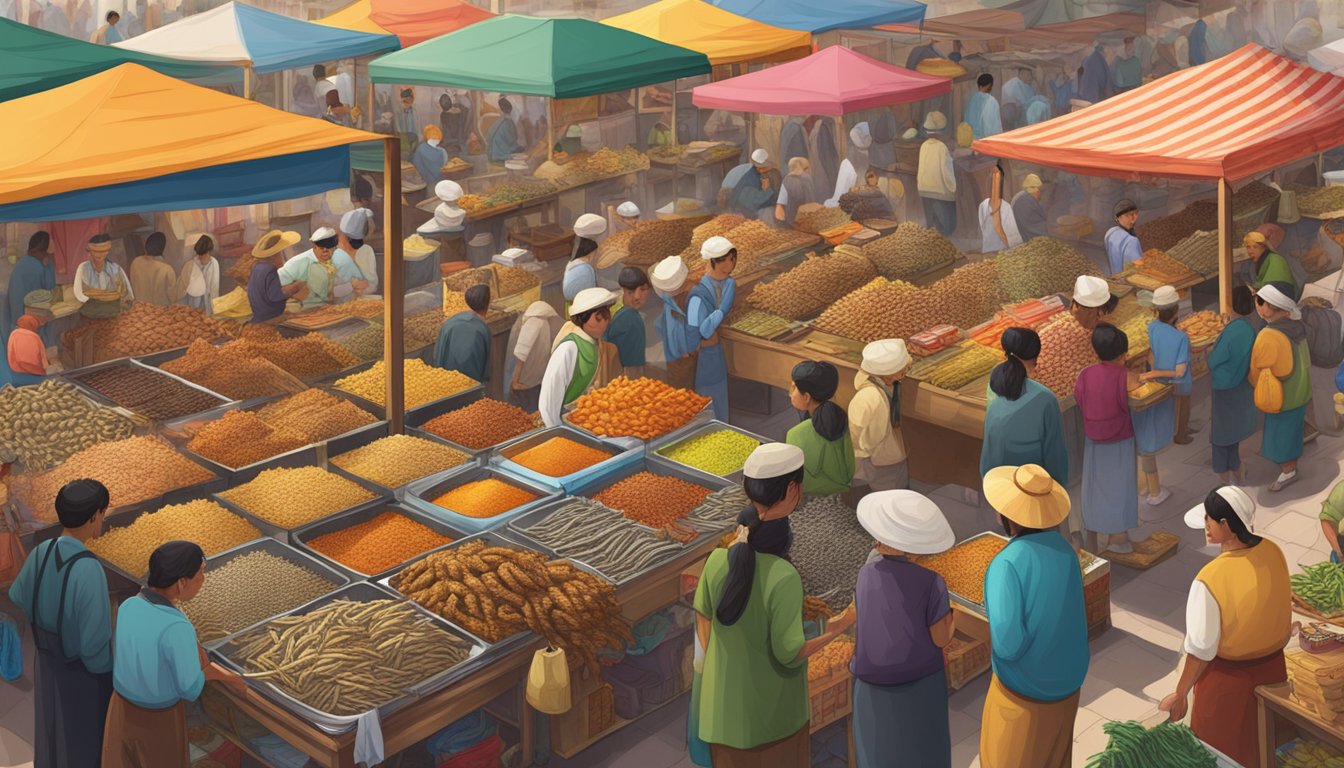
[1257,682,1344,768]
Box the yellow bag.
[1254,367,1284,414]
[956,122,974,149]
[525,647,571,714]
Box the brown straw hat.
[982,464,1070,529]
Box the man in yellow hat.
[1244,230,1294,290]
[978,464,1088,768]
[246,230,306,323]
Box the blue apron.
[689,278,731,420]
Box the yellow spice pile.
[331,435,469,489]
[335,359,477,408]
[88,500,261,578]
[219,466,378,529]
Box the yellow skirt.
[979,675,1080,768]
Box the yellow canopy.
[316,0,392,36]
[603,0,811,66]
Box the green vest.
[1283,336,1312,412]
[562,332,598,404]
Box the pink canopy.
[690,45,951,115]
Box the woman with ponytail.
[690,443,855,767]
[786,360,856,496]
[980,327,1068,486]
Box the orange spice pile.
[306,511,453,575]
[568,377,710,440]
[430,478,539,518]
[509,437,613,477]
[592,471,711,533]
[420,398,540,449]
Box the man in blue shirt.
[688,237,737,420]
[979,464,1088,768]
[246,229,306,323]
[434,284,491,383]
[8,479,115,768]
[5,231,57,344]
[967,73,1003,139]
[605,266,649,377]
[1105,198,1143,275]
[487,96,521,163]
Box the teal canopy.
[369,14,710,98]
[0,17,238,102]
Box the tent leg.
[1217,178,1233,315]
[244,66,252,100]
[384,137,406,434]
[548,98,555,162]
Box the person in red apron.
[6,479,114,768]
[1160,486,1291,766]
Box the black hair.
[1231,285,1254,317]
[1091,322,1128,362]
[617,267,649,291]
[55,479,109,529]
[313,234,340,249]
[313,64,326,79]
[999,514,1047,538]
[348,236,364,249]
[465,284,491,312]
[439,93,453,110]
[89,234,111,246]
[499,96,513,114]
[1102,293,1119,314]
[146,541,205,590]
[326,89,343,108]
[573,305,612,326]
[1202,489,1261,546]
[573,237,598,262]
[27,231,50,253]
[990,327,1041,400]
[352,177,373,202]
[791,361,847,441]
[710,248,737,269]
[977,73,994,89]
[1157,304,1178,325]
[106,10,119,20]
[716,497,795,627]
[401,88,414,99]
[144,231,166,256]
[193,235,214,256]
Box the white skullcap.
[1185,485,1256,531]
[340,208,374,238]
[1256,283,1301,320]
[857,490,955,555]
[861,339,911,376]
[570,286,617,316]
[1072,275,1111,309]
[650,255,688,293]
[701,236,734,261]
[750,148,770,165]
[311,226,338,242]
[574,213,608,238]
[616,201,640,218]
[743,442,804,479]
[435,180,463,202]
[1152,285,1180,309]
[850,122,872,150]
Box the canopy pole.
[384,136,406,434]
[368,81,375,131]
[1217,177,1233,315]
[243,65,253,100]
[547,98,555,162]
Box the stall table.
[1257,682,1344,768]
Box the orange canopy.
[603,0,810,66]
[318,0,493,48]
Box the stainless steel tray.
[88,498,266,586]
[329,378,484,423]
[291,502,471,581]
[326,435,485,500]
[490,425,637,493]
[507,497,688,587]
[648,419,769,483]
[402,463,561,535]
[565,455,735,547]
[213,472,389,544]
[67,357,233,420]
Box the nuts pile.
[592,471,712,539]
[1177,310,1225,346]
[603,217,709,267]
[254,389,378,444]
[812,277,920,342]
[1035,314,1099,397]
[430,478,540,519]
[568,376,710,440]
[789,494,870,610]
[916,535,1008,604]
[1166,230,1220,276]
[335,359,477,409]
[1291,184,1344,217]
[507,436,613,477]
[808,637,855,682]
[443,264,539,298]
[306,510,453,576]
[1137,200,1217,252]
[550,147,649,186]
[793,207,851,236]
[657,428,761,477]
[14,436,216,520]
[748,249,876,320]
[331,435,469,489]
[862,222,959,281]
[712,220,815,273]
[392,540,632,674]
[406,309,447,351]
[230,326,359,380]
[219,466,377,529]
[0,379,135,468]
[68,302,240,363]
[995,237,1098,302]
[420,398,540,449]
[181,550,339,643]
[161,338,304,400]
[88,499,261,578]
[838,187,893,221]
[682,215,746,261]
[70,363,224,421]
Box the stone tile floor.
[2,375,1341,767]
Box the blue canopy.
[709,0,926,33]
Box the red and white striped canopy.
[972,45,1344,182]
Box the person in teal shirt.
[691,443,855,766]
[1207,286,1257,484]
[605,267,649,377]
[4,231,57,345]
[8,479,114,768]
[433,284,491,382]
[486,97,521,163]
[786,360,855,496]
[980,328,1068,487]
[104,541,245,767]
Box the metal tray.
[329,377,484,423]
[291,502,472,582]
[561,400,712,449]
[507,497,686,587]
[405,404,548,457]
[326,433,485,500]
[649,419,769,483]
[490,426,639,493]
[919,532,1109,619]
[210,582,489,735]
[88,498,266,586]
[402,463,561,535]
[213,472,390,544]
[192,538,351,648]
[566,455,735,547]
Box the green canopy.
[368,14,710,98]
[0,18,237,102]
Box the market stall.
[603,0,812,67]
[317,0,493,47]
[709,0,926,34]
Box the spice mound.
[88,500,260,578]
[219,467,377,529]
[185,390,377,469]
[568,376,710,440]
[161,338,303,400]
[180,550,338,643]
[592,471,712,540]
[430,478,539,519]
[915,535,1008,605]
[808,637,855,682]
[306,510,453,576]
[420,398,540,449]
[335,359,477,409]
[507,437,614,477]
[658,429,761,476]
[70,363,224,421]
[0,379,136,469]
[331,435,469,489]
[229,326,360,380]
[66,302,239,363]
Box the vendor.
[339,208,379,295]
[539,287,616,428]
[852,490,956,768]
[433,284,490,382]
[608,201,641,234]
[849,339,910,494]
[979,464,1088,768]
[651,255,697,390]
[1244,230,1294,290]
[980,328,1068,486]
[8,312,51,386]
[412,124,449,189]
[8,480,115,768]
[1160,487,1290,767]
[1070,275,1118,331]
[129,232,177,307]
[72,234,134,318]
[691,443,856,768]
[176,234,219,316]
[278,227,368,309]
[1251,282,1311,493]
[103,541,246,767]
[1104,199,1142,275]
[418,180,466,236]
[1013,174,1048,241]
[1134,286,1189,504]
[1074,323,1140,555]
[563,213,608,307]
[605,267,649,378]
[505,300,562,413]
[786,361,855,497]
[775,157,817,226]
[5,231,56,343]
[486,96,522,163]
[1207,286,1257,485]
[688,236,737,421]
[728,149,778,220]
[246,230,306,323]
[967,74,1003,139]
[825,123,871,209]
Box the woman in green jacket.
[786,361,855,496]
[1245,231,1294,290]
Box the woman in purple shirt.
[1074,323,1140,554]
[245,230,305,323]
[851,490,957,768]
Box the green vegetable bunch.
[1085,721,1215,768]
[1292,562,1344,616]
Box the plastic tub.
[490,426,640,493]
[649,420,768,483]
[403,464,560,534]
